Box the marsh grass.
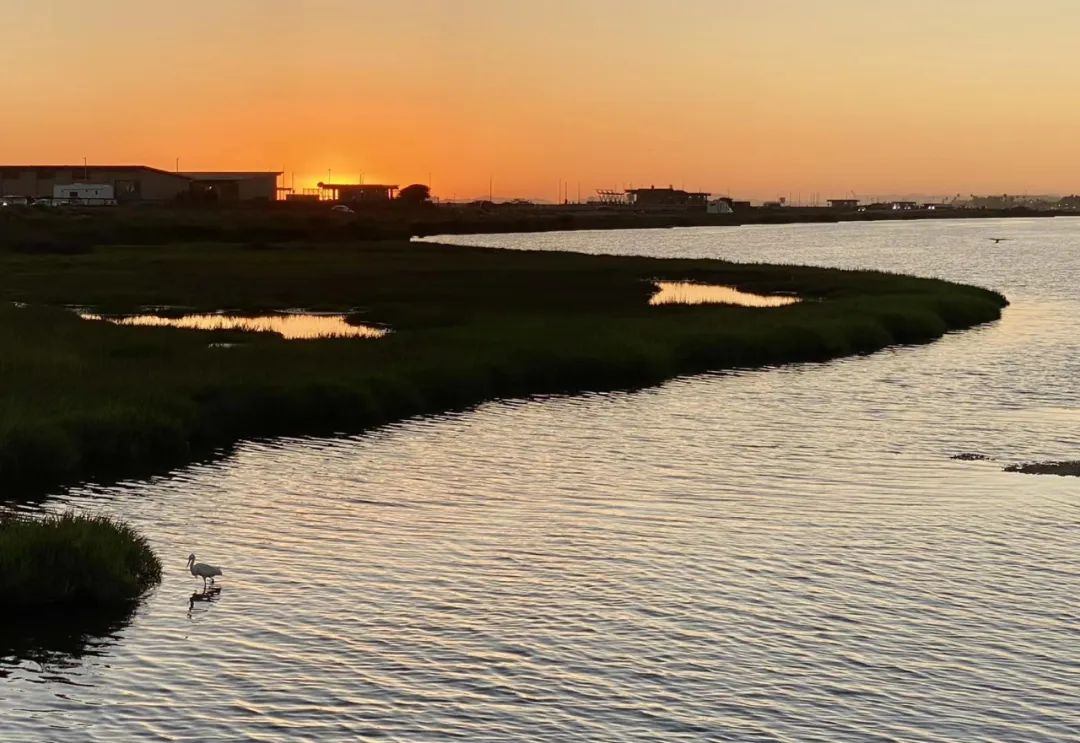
[0,230,1007,494]
[1004,461,1080,477]
[0,512,162,607]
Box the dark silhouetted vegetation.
[0,225,1007,495]
[1005,460,1080,477]
[0,201,1067,250]
[396,183,432,206]
[0,513,161,607]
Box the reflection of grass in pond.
[650,281,800,307]
[0,239,1007,494]
[0,601,136,674]
[81,312,386,339]
[0,513,161,606]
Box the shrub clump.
[0,512,162,607]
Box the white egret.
[187,553,223,588]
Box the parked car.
[331,204,355,214]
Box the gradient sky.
[3,0,1079,200]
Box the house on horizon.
[0,165,280,202]
[827,198,860,210]
[626,186,709,211]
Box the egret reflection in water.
[188,586,223,618]
[649,281,800,307]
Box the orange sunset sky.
[3,0,1079,201]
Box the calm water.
[79,311,386,339]
[4,218,1078,742]
[648,282,801,307]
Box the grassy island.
[1005,460,1080,477]
[0,220,1007,495]
[0,513,161,607]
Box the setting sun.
[3,0,1080,201]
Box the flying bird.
[988,237,1010,243]
[187,553,223,588]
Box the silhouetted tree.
[397,184,431,205]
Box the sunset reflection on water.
[81,312,386,339]
[649,282,800,307]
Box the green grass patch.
[0,229,1007,495]
[0,512,162,607]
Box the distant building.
[827,198,859,210]
[181,172,280,201]
[866,200,918,211]
[594,189,629,206]
[626,186,709,210]
[706,198,733,215]
[318,183,399,204]
[0,165,280,202]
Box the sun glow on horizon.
[3,0,1080,201]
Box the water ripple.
[3,218,1078,741]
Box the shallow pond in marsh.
[648,281,801,307]
[4,218,1078,741]
[79,311,386,339]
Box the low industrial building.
[827,198,860,209]
[864,201,920,212]
[626,186,709,210]
[183,172,280,201]
[0,165,280,203]
[318,183,399,204]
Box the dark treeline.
[0,202,1069,250]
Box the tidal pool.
[80,312,387,339]
[649,281,800,307]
